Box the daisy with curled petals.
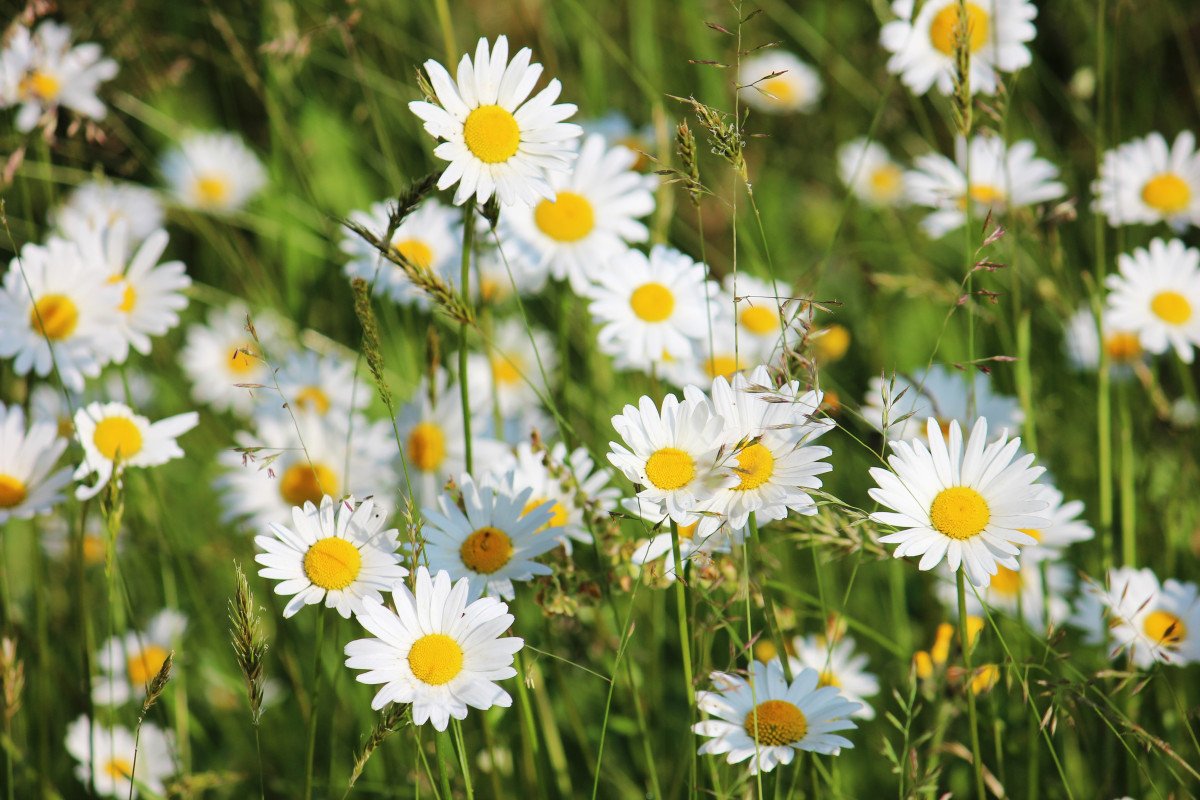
[788,635,880,720]
[500,441,619,550]
[500,133,656,292]
[1063,305,1145,376]
[585,245,716,370]
[861,364,1024,443]
[737,50,822,114]
[868,417,1049,588]
[905,135,1065,238]
[1087,567,1200,668]
[0,237,123,391]
[879,0,1036,97]
[255,495,407,619]
[409,36,582,206]
[341,199,460,306]
[1104,238,1200,363]
[693,659,861,774]
[837,138,907,207]
[93,609,186,706]
[65,716,174,799]
[179,302,284,417]
[0,402,72,524]
[422,474,560,600]
[262,348,369,421]
[53,180,164,244]
[0,21,117,132]
[73,402,199,501]
[607,392,732,524]
[1092,131,1200,230]
[344,566,524,730]
[161,131,266,213]
[1016,484,1094,563]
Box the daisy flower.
[1067,578,1108,647]
[905,135,1066,237]
[737,50,822,114]
[0,237,123,391]
[1063,305,1145,375]
[936,561,1072,630]
[41,513,116,566]
[721,273,805,365]
[0,402,72,524]
[879,0,1037,97]
[179,302,284,417]
[1017,485,1094,563]
[467,318,556,420]
[53,180,164,244]
[467,240,549,303]
[693,659,861,774]
[607,392,732,524]
[65,716,175,799]
[868,417,1049,588]
[626,504,746,580]
[788,635,880,719]
[585,245,716,370]
[581,111,656,170]
[409,35,582,206]
[72,401,199,501]
[0,21,117,132]
[862,364,1024,443]
[161,131,266,213]
[93,609,187,705]
[218,412,397,530]
[1092,131,1200,230]
[500,133,656,293]
[263,348,369,421]
[1105,238,1200,363]
[655,313,759,389]
[344,566,524,730]
[421,474,561,600]
[255,495,407,619]
[341,199,460,306]
[500,441,619,549]
[837,138,907,207]
[1089,567,1200,668]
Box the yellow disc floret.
[1143,610,1186,647]
[0,475,27,509]
[30,294,79,341]
[629,282,675,322]
[644,447,695,491]
[460,526,514,574]
[929,2,990,55]
[739,305,779,335]
[929,486,991,540]
[93,417,144,461]
[1150,290,1192,326]
[534,191,595,242]
[279,462,338,507]
[463,105,521,164]
[734,443,775,491]
[744,699,808,746]
[303,537,362,590]
[393,239,435,270]
[408,633,465,686]
[406,422,447,473]
[1141,173,1192,215]
[127,644,170,686]
[294,386,331,415]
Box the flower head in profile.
[73,402,199,501]
[161,131,266,213]
[0,21,118,132]
[1104,238,1200,363]
[1092,131,1200,231]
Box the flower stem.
[748,513,792,681]
[459,203,476,473]
[1118,383,1135,566]
[956,571,986,799]
[669,520,698,798]
[303,612,326,800]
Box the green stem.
[1118,384,1135,567]
[669,521,697,799]
[303,612,326,800]
[748,514,792,681]
[450,720,474,799]
[459,203,476,473]
[956,572,986,799]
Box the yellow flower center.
[760,76,798,106]
[93,417,144,461]
[753,639,778,662]
[523,497,570,530]
[103,757,133,780]
[394,239,434,270]
[744,699,808,746]
[1104,332,1143,363]
[303,537,362,590]
[644,447,695,491]
[20,70,61,100]
[459,526,514,574]
[989,566,1022,596]
[813,324,851,362]
[1141,173,1192,214]
[229,343,258,375]
[705,354,741,380]
[294,386,331,415]
[0,475,27,509]
[629,282,675,323]
[106,274,137,314]
[817,670,841,689]
[1150,290,1192,326]
[29,294,79,340]
[734,443,775,491]
[278,462,338,507]
[463,105,521,164]
[491,355,522,386]
[929,486,990,540]
[83,534,107,565]
[869,164,903,199]
[406,422,446,473]
[195,174,231,207]
[407,633,465,686]
[959,184,1005,209]
[127,644,169,686]
[929,2,990,55]
[1142,610,1186,646]
[739,305,779,336]
[534,191,595,243]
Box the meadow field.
[2,0,1199,797]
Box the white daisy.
[179,302,285,417]
[581,111,656,170]
[1089,568,1200,668]
[936,561,1072,630]
[65,716,175,799]
[161,131,266,213]
[422,474,560,600]
[0,21,117,132]
[1105,238,1200,363]
[93,609,187,706]
[499,441,619,549]
[585,245,716,370]
[737,50,823,114]
[905,135,1066,237]
[500,133,656,293]
[879,0,1037,97]
[409,35,582,206]
[861,364,1024,443]
[262,347,369,421]
[341,199,461,306]
[788,635,880,720]
[72,401,199,501]
[52,180,164,245]
[837,138,907,207]
[0,237,123,391]
[255,495,407,619]
[1063,305,1145,375]
[344,566,524,730]
[720,273,806,366]
[467,318,556,420]
[1092,131,1200,230]
[655,314,758,389]
[467,239,550,303]
[868,417,1049,587]
[693,659,861,774]
[0,402,72,524]
[607,392,732,524]
[626,505,746,580]
[1017,485,1094,563]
